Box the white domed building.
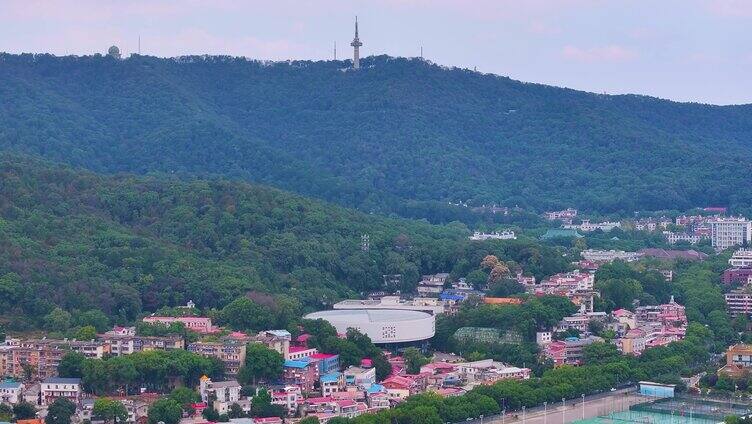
[304,309,435,344]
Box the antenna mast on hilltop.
[420,46,423,59]
[138,35,141,54]
[350,16,362,69]
[334,41,337,60]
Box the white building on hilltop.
[709,217,751,251]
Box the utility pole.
[561,398,565,423]
[581,394,585,420]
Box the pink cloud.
[561,45,638,63]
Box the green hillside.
[2,53,752,218]
[0,155,571,331]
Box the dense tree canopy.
[2,54,752,222]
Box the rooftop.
[304,309,433,323]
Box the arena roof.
[305,309,432,323]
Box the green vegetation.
[147,399,183,424]
[60,349,225,395]
[0,154,464,328]
[237,343,284,385]
[2,54,752,221]
[45,398,77,424]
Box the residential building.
[283,359,320,393]
[41,377,81,406]
[309,353,340,375]
[580,249,643,263]
[469,231,516,241]
[287,346,319,361]
[726,288,752,316]
[730,249,752,268]
[416,273,450,297]
[544,336,602,366]
[543,208,578,224]
[563,220,621,232]
[536,332,552,346]
[254,330,292,359]
[723,268,752,285]
[719,344,752,378]
[199,377,242,415]
[0,381,23,404]
[343,366,376,390]
[635,297,687,327]
[380,375,418,400]
[102,335,184,356]
[271,386,302,414]
[141,316,216,334]
[454,359,530,384]
[188,339,247,375]
[663,231,703,245]
[709,217,752,251]
[320,372,346,396]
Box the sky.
[2,0,751,105]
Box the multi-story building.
[719,344,752,378]
[564,220,621,232]
[709,217,752,251]
[544,336,602,366]
[726,289,752,316]
[199,377,242,415]
[188,339,247,375]
[309,353,340,375]
[283,359,320,393]
[41,377,81,406]
[254,330,292,359]
[343,366,376,390]
[635,297,687,327]
[723,268,752,285]
[320,372,346,396]
[141,316,216,334]
[102,335,184,356]
[544,208,578,224]
[416,273,450,297]
[0,381,23,404]
[454,359,530,384]
[663,231,704,245]
[271,386,302,413]
[287,346,318,361]
[730,249,752,268]
[580,249,643,263]
[469,231,516,241]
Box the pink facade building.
[142,316,216,334]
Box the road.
[477,388,647,424]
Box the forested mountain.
[0,155,569,330]
[2,53,752,219]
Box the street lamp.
[522,406,526,424]
[581,394,585,419]
[562,398,566,423]
[543,402,548,424]
[501,410,504,424]
[480,414,484,424]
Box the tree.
[583,342,621,365]
[228,403,245,419]
[13,401,37,420]
[597,278,643,311]
[45,398,76,424]
[219,298,273,333]
[249,389,285,418]
[237,344,283,385]
[481,255,500,270]
[93,398,128,424]
[169,387,200,412]
[58,351,87,378]
[298,417,320,424]
[75,325,97,341]
[148,399,182,424]
[44,307,72,332]
[403,348,429,374]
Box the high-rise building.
[709,217,752,251]
[350,17,362,69]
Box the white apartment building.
[469,231,516,241]
[709,217,752,251]
[0,382,23,404]
[580,249,643,263]
[41,377,82,406]
[730,249,752,268]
